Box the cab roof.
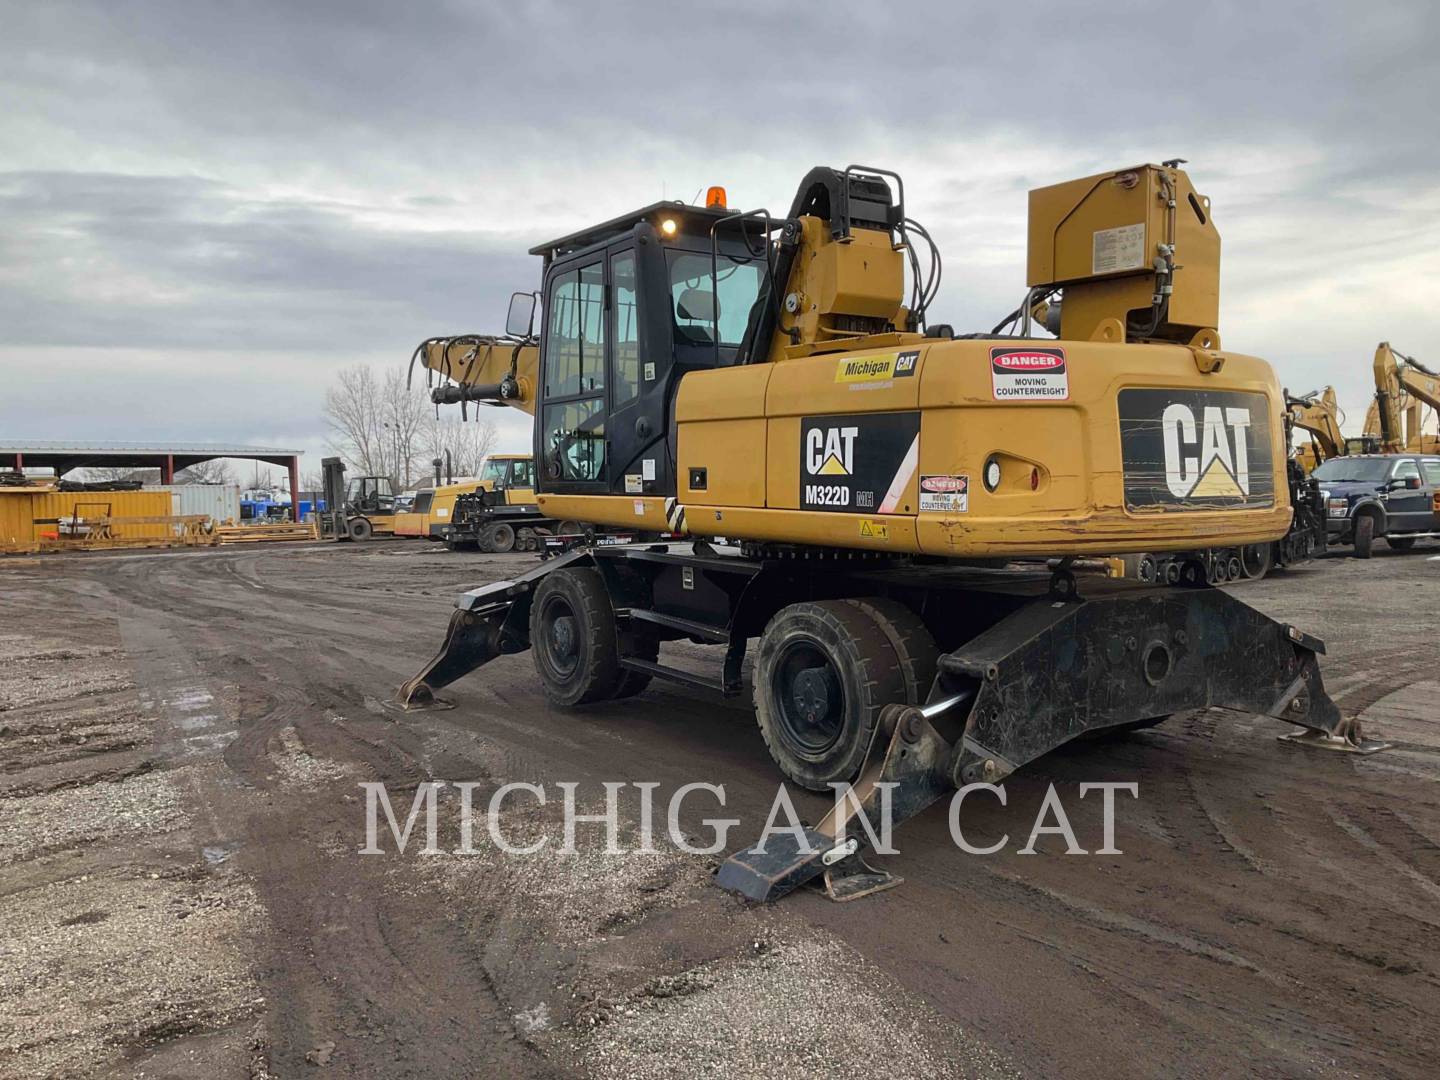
[528,201,738,260]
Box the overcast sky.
[3,0,1438,479]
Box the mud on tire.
[753,600,907,791]
[529,568,621,706]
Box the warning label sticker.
[1092,222,1147,275]
[858,519,889,540]
[918,474,968,513]
[990,347,1068,401]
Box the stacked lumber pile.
[34,514,217,552]
[214,520,319,545]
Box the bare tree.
[174,459,236,485]
[79,466,161,483]
[324,365,387,478]
[424,412,498,482]
[323,363,463,490]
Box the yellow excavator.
[400,162,1377,902]
[1288,386,1380,473]
[1365,342,1440,454]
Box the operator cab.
[522,198,770,498]
[479,455,535,494]
[346,475,395,514]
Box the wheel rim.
[538,595,580,678]
[772,639,846,759]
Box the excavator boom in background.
[1368,342,1440,454]
[399,162,1375,903]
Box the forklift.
[318,457,398,541]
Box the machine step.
[626,607,730,642]
[618,655,728,694]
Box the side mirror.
[506,291,537,338]
[1406,476,1422,490]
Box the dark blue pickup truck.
[1312,453,1440,557]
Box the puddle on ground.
[202,841,240,865]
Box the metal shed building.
[1,441,304,511]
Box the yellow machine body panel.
[1028,164,1220,345]
[431,162,1292,560]
[540,338,1291,557]
[392,480,483,539]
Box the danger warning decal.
[918,474,968,513]
[1119,388,1275,510]
[800,411,919,513]
[991,346,1069,401]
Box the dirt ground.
[1,538,1437,1078]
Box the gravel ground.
[0,582,266,1079]
[1,539,1436,1078]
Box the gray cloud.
[0,171,532,350]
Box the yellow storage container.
[0,488,176,551]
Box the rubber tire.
[347,517,373,541]
[753,600,907,792]
[517,527,537,552]
[840,598,939,706]
[1352,514,1375,559]
[557,520,582,537]
[1387,535,1416,551]
[529,567,621,707]
[476,523,497,553]
[489,522,516,553]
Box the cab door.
[604,246,671,497]
[506,458,536,505]
[537,259,609,495]
[535,238,676,499]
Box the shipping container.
[1,488,176,550]
[148,484,242,524]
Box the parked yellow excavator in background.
[398,161,1374,903]
[1365,342,1440,454]
[1288,386,1379,473]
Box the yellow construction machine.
[1288,387,1347,473]
[392,454,551,550]
[1365,342,1440,454]
[400,163,1376,902]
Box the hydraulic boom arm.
[1287,386,1344,462]
[1372,341,1440,452]
[409,335,540,417]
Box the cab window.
[544,262,606,397]
[1392,459,1420,482]
[509,458,534,487]
[1422,459,1440,485]
[611,251,641,406]
[543,399,605,482]
[480,459,509,484]
[666,251,763,348]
